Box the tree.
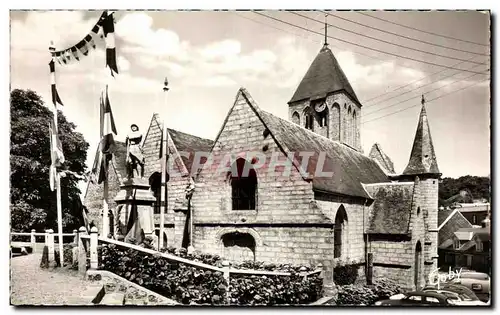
[10,89,89,232]
[438,175,491,207]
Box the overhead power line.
[362,69,487,118]
[320,10,489,56]
[357,11,489,47]
[363,61,485,112]
[361,77,490,125]
[360,56,479,104]
[253,12,488,75]
[291,12,485,65]
[232,11,448,79]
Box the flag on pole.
[124,204,144,244]
[102,12,118,76]
[90,146,107,185]
[49,60,64,106]
[49,121,65,191]
[100,85,117,155]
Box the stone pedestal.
[114,178,157,245]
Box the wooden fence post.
[30,229,36,250]
[47,229,55,263]
[90,226,98,270]
[222,261,230,305]
[78,226,87,276]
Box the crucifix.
[320,13,329,47]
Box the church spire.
[402,95,440,177]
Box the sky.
[9,10,491,182]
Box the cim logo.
[428,267,462,289]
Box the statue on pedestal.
[126,124,145,179]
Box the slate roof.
[438,209,455,226]
[240,89,388,199]
[288,45,360,105]
[438,210,472,246]
[403,104,440,176]
[143,113,214,175]
[364,183,415,234]
[369,143,396,174]
[168,128,214,173]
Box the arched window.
[230,158,257,210]
[352,110,357,147]
[334,205,348,258]
[291,111,300,125]
[331,103,341,141]
[304,107,314,131]
[347,107,352,145]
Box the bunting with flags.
[102,12,119,76]
[49,11,108,66]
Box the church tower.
[288,26,362,150]
[402,95,441,286]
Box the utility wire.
[253,12,487,75]
[291,11,485,65]
[362,75,489,124]
[362,69,487,118]
[357,11,489,47]
[363,62,485,112]
[319,10,489,56]
[361,56,478,104]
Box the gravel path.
[10,253,90,306]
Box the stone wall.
[191,90,336,266]
[315,193,368,263]
[193,225,334,266]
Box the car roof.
[406,291,447,299]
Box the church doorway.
[414,241,422,289]
[221,232,256,262]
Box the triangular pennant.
[71,47,80,61]
[65,50,72,62]
[77,39,89,56]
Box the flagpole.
[160,77,169,250]
[50,41,64,267]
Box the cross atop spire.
[324,13,329,47]
[421,94,425,106]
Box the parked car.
[423,283,480,301]
[449,271,490,302]
[423,288,488,306]
[374,291,451,306]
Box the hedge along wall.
[98,242,322,305]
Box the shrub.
[102,244,321,305]
[335,278,403,305]
[100,243,227,305]
[229,273,322,305]
[333,258,359,285]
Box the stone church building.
[85,43,441,290]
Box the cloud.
[116,12,185,58]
